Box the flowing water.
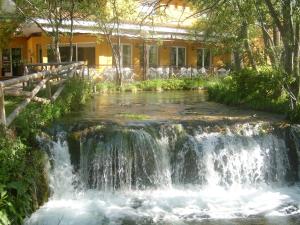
[25,91,300,225]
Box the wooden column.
[0,84,6,126]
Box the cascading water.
[25,123,300,225]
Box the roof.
[20,19,205,41]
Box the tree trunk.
[273,24,280,47]
[291,21,300,103]
[54,34,61,63]
[117,34,122,86]
[233,47,243,71]
[261,25,277,66]
[241,21,257,70]
[143,42,148,80]
[69,0,75,62]
[281,1,294,75]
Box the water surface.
[26,91,299,225]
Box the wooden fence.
[0,62,85,127]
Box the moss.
[116,113,150,120]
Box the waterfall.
[25,123,300,225]
[80,128,172,190]
[78,123,292,189]
[37,132,78,198]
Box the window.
[197,49,211,69]
[113,44,132,68]
[170,47,186,67]
[47,45,77,63]
[59,46,77,62]
[139,45,158,67]
[78,46,95,67]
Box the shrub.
[207,68,289,114]
[95,77,219,92]
[13,78,92,141]
[0,127,49,225]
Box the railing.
[88,64,229,82]
[0,62,85,127]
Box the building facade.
[0,0,231,79]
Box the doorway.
[78,46,95,67]
[11,48,23,76]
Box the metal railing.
[88,64,225,82]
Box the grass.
[95,77,220,93]
[4,97,23,115]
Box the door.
[11,48,22,76]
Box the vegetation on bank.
[0,78,92,224]
[205,68,297,120]
[96,77,218,93]
[95,67,300,122]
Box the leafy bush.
[207,68,289,114]
[13,78,92,141]
[95,78,218,92]
[0,127,49,225]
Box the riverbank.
[0,78,92,224]
[94,69,296,123]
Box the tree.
[0,0,22,50]
[15,0,84,63]
[263,0,300,109]
[189,0,259,71]
[86,0,139,86]
[190,0,300,111]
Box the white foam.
[25,185,300,225]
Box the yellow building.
[0,0,231,79]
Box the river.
[25,91,300,225]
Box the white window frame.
[140,45,159,67]
[47,42,97,63]
[171,46,186,67]
[197,48,211,68]
[113,43,132,68]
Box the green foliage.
[0,78,92,224]
[13,78,92,141]
[96,82,119,93]
[207,68,289,114]
[96,78,218,92]
[0,127,49,225]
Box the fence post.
[46,80,52,99]
[0,84,6,126]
